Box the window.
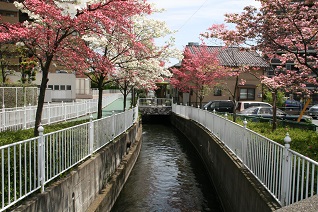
[48,85,53,90]
[54,85,59,90]
[60,85,66,90]
[239,88,255,100]
[67,85,72,90]
[213,88,222,96]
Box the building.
[170,43,269,105]
[0,0,93,100]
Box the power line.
[177,0,209,31]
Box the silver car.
[238,106,312,123]
[308,104,318,119]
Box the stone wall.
[138,106,171,115]
[170,114,281,212]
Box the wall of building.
[8,72,77,102]
[76,77,93,99]
[12,122,142,212]
[170,114,281,212]
[0,1,19,24]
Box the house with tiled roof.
[170,42,270,106]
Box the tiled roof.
[186,45,269,68]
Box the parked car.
[284,99,303,110]
[307,104,318,119]
[203,100,234,113]
[236,101,272,112]
[238,106,312,123]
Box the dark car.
[238,106,312,123]
[307,104,318,119]
[284,99,303,110]
[203,100,234,113]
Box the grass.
[0,119,89,147]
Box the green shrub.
[236,117,318,161]
[0,119,89,146]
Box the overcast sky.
[147,0,260,65]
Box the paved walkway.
[101,97,131,117]
[77,97,131,120]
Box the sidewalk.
[101,97,131,117]
[77,97,131,120]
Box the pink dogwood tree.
[203,0,318,128]
[0,0,152,135]
[79,9,181,114]
[170,44,227,108]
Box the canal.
[111,122,224,212]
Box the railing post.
[64,101,67,121]
[89,115,94,155]
[2,104,5,131]
[242,118,248,163]
[28,103,32,127]
[47,102,51,125]
[23,105,27,129]
[243,118,248,129]
[112,111,115,140]
[38,125,45,193]
[281,132,292,206]
[76,101,79,118]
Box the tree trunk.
[34,59,51,136]
[199,96,203,109]
[123,86,127,111]
[97,85,103,119]
[131,87,137,107]
[1,67,5,83]
[232,75,239,122]
[272,91,277,131]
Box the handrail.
[0,106,138,212]
[0,93,122,132]
[172,103,318,207]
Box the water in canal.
[111,123,224,212]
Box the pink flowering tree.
[170,44,226,108]
[0,0,151,135]
[261,68,315,130]
[203,0,318,127]
[79,10,180,114]
[205,0,318,106]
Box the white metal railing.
[0,93,122,132]
[172,103,318,207]
[0,87,38,108]
[138,98,172,107]
[0,106,138,212]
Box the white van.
[236,101,272,112]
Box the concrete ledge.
[275,195,318,212]
[87,124,143,212]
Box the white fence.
[0,93,122,132]
[0,87,38,108]
[0,106,138,212]
[172,103,318,207]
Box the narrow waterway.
[111,123,223,212]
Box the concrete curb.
[87,124,143,212]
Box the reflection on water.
[111,124,223,212]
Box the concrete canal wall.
[13,122,142,212]
[170,114,281,212]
